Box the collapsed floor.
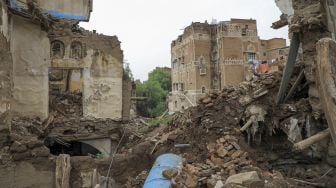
[1,71,336,188]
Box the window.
[181,83,184,91]
[263,52,267,57]
[279,49,285,55]
[70,41,83,59]
[172,59,177,69]
[175,101,178,108]
[202,87,206,93]
[247,53,256,61]
[199,57,206,75]
[51,40,65,58]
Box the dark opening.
[48,141,100,156]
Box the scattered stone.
[162,168,179,179]
[225,171,260,185]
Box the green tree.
[136,68,171,117]
[123,61,134,81]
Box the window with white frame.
[247,52,256,61]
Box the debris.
[162,168,179,179]
[293,129,331,151]
[225,171,260,185]
[55,154,71,188]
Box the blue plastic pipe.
[143,154,183,188]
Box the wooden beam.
[284,69,305,102]
[316,38,336,146]
[293,129,330,151]
[276,32,301,105]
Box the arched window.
[202,87,206,93]
[51,40,65,58]
[70,41,83,59]
[174,101,178,108]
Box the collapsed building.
[0,0,138,187]
[168,19,289,113]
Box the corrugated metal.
[8,0,92,21]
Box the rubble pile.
[126,72,336,187]
[49,91,83,118]
[0,117,51,164]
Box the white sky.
[80,0,288,81]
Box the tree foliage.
[136,68,171,117]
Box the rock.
[231,150,244,159]
[216,145,228,158]
[231,142,241,150]
[10,141,27,153]
[203,98,212,104]
[185,164,200,175]
[211,154,224,166]
[199,169,214,177]
[162,168,178,179]
[207,143,216,153]
[207,178,217,188]
[185,174,198,188]
[215,180,224,188]
[206,103,214,108]
[243,179,264,188]
[225,171,260,185]
[31,146,50,157]
[27,139,44,149]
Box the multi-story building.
[168,19,288,113]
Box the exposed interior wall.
[11,16,50,119]
[83,50,123,119]
[50,31,125,120]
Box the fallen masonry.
[126,71,336,188]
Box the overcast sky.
[80,0,288,81]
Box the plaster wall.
[37,0,92,18]
[83,50,123,120]
[11,16,49,119]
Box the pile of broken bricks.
[162,134,295,188]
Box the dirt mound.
[130,72,336,187]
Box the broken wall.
[9,0,92,21]
[0,0,12,144]
[11,16,50,119]
[50,32,124,120]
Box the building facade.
[168,19,288,113]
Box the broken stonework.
[225,171,260,185]
[49,25,126,120]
